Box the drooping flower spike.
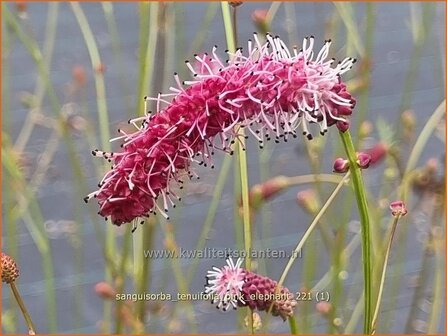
[204,257,297,321]
[85,34,356,225]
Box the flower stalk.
[10,283,36,335]
[371,207,406,334]
[339,130,372,334]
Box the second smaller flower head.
[204,257,297,321]
[1,252,20,284]
[390,201,408,217]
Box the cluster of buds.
[333,152,372,173]
[204,257,297,321]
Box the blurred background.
[1,1,445,334]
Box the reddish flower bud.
[72,65,87,87]
[252,10,270,34]
[1,253,20,284]
[94,281,116,299]
[247,176,290,210]
[296,189,320,214]
[316,301,332,315]
[333,158,349,173]
[389,201,408,217]
[356,152,372,169]
[15,1,28,19]
[364,143,388,166]
[229,1,243,7]
[336,119,350,132]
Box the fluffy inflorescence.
[204,257,297,320]
[85,34,356,225]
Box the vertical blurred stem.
[101,2,132,113]
[2,11,18,332]
[339,130,372,334]
[70,3,115,331]
[2,144,58,333]
[288,315,298,335]
[136,2,159,116]
[133,3,159,331]
[135,218,156,330]
[370,215,401,334]
[355,2,374,139]
[115,226,132,334]
[70,2,111,150]
[222,2,253,332]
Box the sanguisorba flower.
[1,252,20,284]
[85,34,356,225]
[204,257,297,321]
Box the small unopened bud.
[356,152,372,169]
[389,201,408,217]
[296,189,320,214]
[316,301,332,315]
[1,253,20,284]
[364,143,388,166]
[15,1,28,19]
[252,10,270,34]
[333,158,349,173]
[401,109,416,131]
[247,176,290,210]
[94,281,116,299]
[336,119,350,133]
[358,121,373,139]
[229,1,243,7]
[72,65,87,87]
[245,312,262,331]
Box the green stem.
[222,2,253,331]
[221,2,236,54]
[339,130,372,334]
[275,172,350,290]
[136,2,159,117]
[115,226,132,334]
[10,282,36,334]
[288,315,298,335]
[370,215,401,334]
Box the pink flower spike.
[333,158,350,173]
[86,34,356,225]
[356,152,372,169]
[389,201,408,217]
